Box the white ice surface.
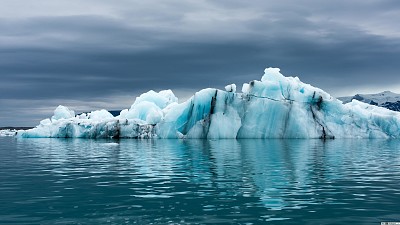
[0,129,17,136]
[225,84,237,93]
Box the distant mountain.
[0,127,33,130]
[338,91,400,112]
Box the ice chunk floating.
[18,68,400,139]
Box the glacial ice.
[17,68,400,139]
[225,84,237,93]
[0,129,17,136]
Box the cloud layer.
[1,0,400,126]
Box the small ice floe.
[102,143,119,146]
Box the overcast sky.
[1,0,400,126]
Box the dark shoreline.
[0,127,33,130]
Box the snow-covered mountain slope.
[17,68,400,139]
[339,91,400,112]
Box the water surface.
[1,137,399,224]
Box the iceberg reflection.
[13,138,400,223]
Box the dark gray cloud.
[1,0,400,126]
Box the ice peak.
[51,105,75,121]
[261,67,284,82]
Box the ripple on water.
[0,138,400,224]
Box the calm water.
[1,137,400,224]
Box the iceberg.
[17,68,400,139]
[0,129,18,137]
